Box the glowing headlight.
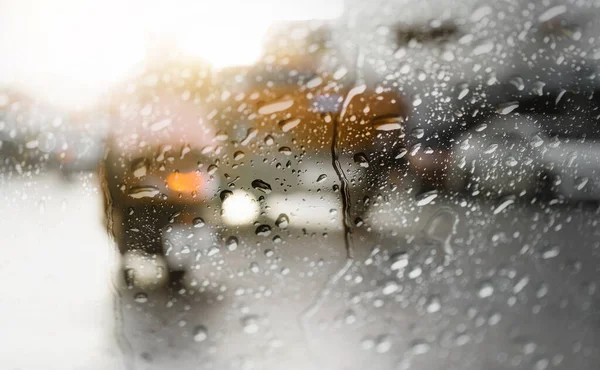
[221,190,260,226]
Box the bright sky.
[0,0,343,108]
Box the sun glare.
[0,0,343,108]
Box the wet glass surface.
[0,1,599,369]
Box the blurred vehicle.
[340,0,600,201]
[102,22,409,288]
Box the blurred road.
[0,172,599,370]
[0,173,124,370]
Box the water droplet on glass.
[513,276,529,294]
[410,340,431,355]
[390,252,409,270]
[316,174,328,183]
[372,115,404,131]
[240,128,258,146]
[255,224,272,236]
[484,143,498,154]
[220,190,233,201]
[353,153,370,168]
[275,214,289,228]
[478,281,494,298]
[150,118,172,131]
[410,128,424,139]
[497,101,519,115]
[278,146,292,155]
[264,135,275,145]
[207,164,218,175]
[128,186,160,199]
[258,98,294,115]
[375,335,392,353]
[575,177,588,191]
[134,292,148,303]
[426,295,441,313]
[241,315,260,334]
[395,148,408,159]
[279,117,301,132]
[252,179,272,194]
[234,151,245,160]
[382,281,400,295]
[193,325,208,342]
[226,236,239,251]
[193,217,205,228]
[131,159,148,178]
[541,245,560,259]
[416,190,438,206]
[408,266,422,279]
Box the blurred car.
[102,23,409,288]
[339,0,600,202]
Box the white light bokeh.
[0,0,343,108]
[222,190,260,226]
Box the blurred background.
[0,0,599,369]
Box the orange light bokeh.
[166,171,203,193]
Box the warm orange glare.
[166,171,203,193]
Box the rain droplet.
[249,262,260,273]
[497,101,519,115]
[390,252,409,270]
[226,236,239,251]
[541,245,560,259]
[215,131,228,141]
[395,148,408,159]
[240,128,258,146]
[353,153,370,168]
[279,117,301,132]
[131,159,148,178]
[382,281,400,295]
[275,214,289,228]
[258,98,294,115]
[207,164,218,175]
[375,335,392,353]
[193,217,205,228]
[513,275,529,294]
[493,197,515,214]
[128,186,160,199]
[472,41,494,56]
[306,76,323,88]
[193,325,208,342]
[484,143,498,154]
[416,190,438,206]
[252,179,272,194]
[575,177,588,191]
[220,190,233,202]
[241,315,260,334]
[279,146,292,155]
[264,135,275,145]
[372,115,404,131]
[134,292,148,303]
[234,151,245,160]
[255,224,272,236]
[408,266,422,279]
[410,128,424,139]
[150,118,172,131]
[478,281,494,298]
[316,174,328,183]
[410,340,431,355]
[509,76,525,91]
[426,295,441,313]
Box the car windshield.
[1,1,599,369]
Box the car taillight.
[166,171,203,193]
